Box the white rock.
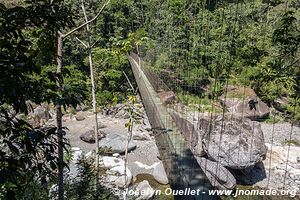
[134,161,160,170]
[290,167,300,174]
[152,162,168,185]
[275,169,286,174]
[103,156,125,168]
[263,144,287,170]
[71,147,82,162]
[113,153,120,157]
[133,131,151,141]
[72,147,81,151]
[107,165,132,187]
[85,151,94,159]
[284,146,300,164]
[264,144,300,166]
[135,180,155,200]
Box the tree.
[0,1,79,199]
[73,0,106,192]
[53,1,110,199]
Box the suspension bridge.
[128,52,217,200]
[127,51,299,199]
[123,2,299,199]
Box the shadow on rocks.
[229,162,267,185]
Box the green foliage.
[243,10,300,104]
[283,139,300,147]
[0,0,75,113]
[62,0,151,109]
[0,110,62,199]
[177,93,223,113]
[98,147,113,155]
[0,1,88,199]
[273,11,300,60]
[265,114,285,124]
[64,143,73,164]
[32,64,89,110]
[63,158,112,200]
[1,0,300,198]
[140,0,299,121]
[118,28,149,53]
[92,48,129,105]
[285,97,300,121]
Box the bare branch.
[63,0,110,38]
[80,0,101,192]
[123,71,135,92]
[75,37,88,48]
[81,0,102,48]
[291,56,300,66]
[81,0,89,24]
[91,36,102,48]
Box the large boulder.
[75,111,86,121]
[134,180,155,200]
[220,86,269,120]
[101,126,127,136]
[273,97,289,112]
[107,165,132,187]
[80,130,105,143]
[98,133,137,154]
[170,111,205,156]
[152,162,168,185]
[196,157,236,190]
[102,156,125,168]
[200,115,267,170]
[29,104,51,128]
[158,91,176,105]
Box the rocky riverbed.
[46,103,171,200]
[173,107,300,196]
[241,123,300,193]
[39,98,300,199]
[219,116,300,193]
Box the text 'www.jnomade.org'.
[122,187,298,197]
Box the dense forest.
[143,0,300,120]
[0,0,299,199]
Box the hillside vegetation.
[0,0,299,199]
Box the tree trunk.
[56,32,64,200]
[53,1,110,198]
[89,42,100,191]
[84,3,100,191]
